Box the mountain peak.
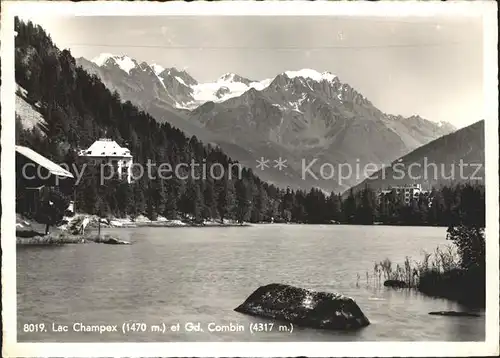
[92,53,137,74]
[217,72,255,86]
[139,61,151,69]
[151,64,165,76]
[218,72,236,82]
[91,53,116,66]
[437,120,456,131]
[284,69,337,82]
[162,67,198,86]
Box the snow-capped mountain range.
[82,54,370,111]
[86,53,272,109]
[76,53,456,191]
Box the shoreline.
[58,213,254,231]
[83,219,452,230]
[15,212,454,247]
[15,215,452,245]
[15,214,254,245]
[16,212,454,235]
[91,220,253,230]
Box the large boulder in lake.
[234,283,370,330]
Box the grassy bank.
[16,215,251,245]
[16,231,132,245]
[367,231,485,309]
[417,265,485,308]
[17,232,87,245]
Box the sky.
[21,15,484,129]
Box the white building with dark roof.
[78,138,133,183]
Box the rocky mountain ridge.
[76,54,456,191]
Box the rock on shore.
[234,283,370,330]
[92,235,131,245]
[429,311,481,317]
[384,279,410,288]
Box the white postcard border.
[1,1,498,357]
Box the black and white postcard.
[1,1,498,357]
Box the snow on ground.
[155,73,166,89]
[288,101,303,113]
[285,69,337,82]
[91,53,137,74]
[54,213,252,232]
[17,85,28,96]
[183,74,272,109]
[108,220,124,227]
[151,63,165,75]
[92,53,115,66]
[297,93,308,106]
[134,215,150,223]
[175,76,187,86]
[15,85,46,131]
[113,56,136,74]
[272,104,287,111]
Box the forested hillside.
[14,18,324,223]
[350,120,485,193]
[14,18,484,227]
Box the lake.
[17,224,485,342]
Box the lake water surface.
[17,224,485,341]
